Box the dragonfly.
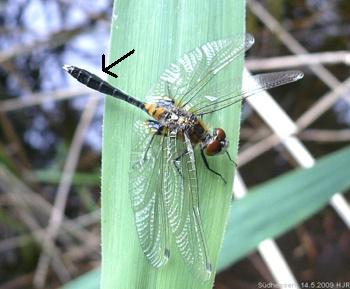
[63,33,303,281]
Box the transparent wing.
[129,120,170,268]
[191,70,304,115]
[145,34,254,108]
[163,130,212,280]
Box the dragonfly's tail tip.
[62,64,73,72]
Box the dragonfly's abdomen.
[144,103,166,120]
[63,65,145,110]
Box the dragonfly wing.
[145,80,175,103]
[145,34,254,106]
[163,130,212,280]
[129,120,170,267]
[192,70,304,115]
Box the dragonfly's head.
[204,128,229,156]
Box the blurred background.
[0,0,349,288]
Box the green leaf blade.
[218,145,350,270]
[101,0,245,288]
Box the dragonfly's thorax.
[145,102,211,145]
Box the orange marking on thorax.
[145,103,165,120]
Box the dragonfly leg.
[142,120,163,162]
[142,133,157,162]
[173,149,188,177]
[132,131,158,170]
[226,151,237,167]
[200,149,227,184]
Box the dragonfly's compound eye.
[205,128,229,156]
[214,128,226,141]
[205,139,221,156]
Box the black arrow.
[101,49,135,79]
